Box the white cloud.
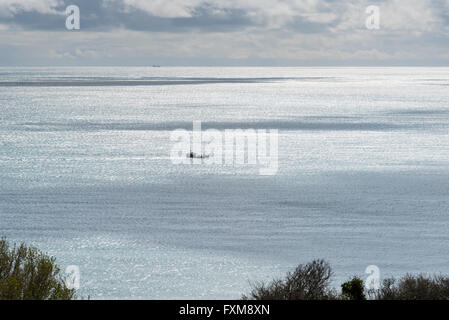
[380,0,442,32]
[112,0,199,18]
[104,0,448,35]
[0,0,63,18]
[106,0,336,27]
[333,0,444,33]
[1,0,448,65]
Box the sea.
[0,67,448,299]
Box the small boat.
[187,151,209,159]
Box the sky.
[0,0,449,66]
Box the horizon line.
[1,65,449,68]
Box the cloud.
[107,0,200,18]
[0,0,64,17]
[0,0,448,66]
[2,0,447,34]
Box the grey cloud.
[0,0,449,66]
[0,0,354,34]
[0,0,258,32]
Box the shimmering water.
[1,67,449,299]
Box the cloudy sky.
[1,0,449,66]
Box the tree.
[243,259,335,300]
[0,237,76,300]
[341,277,366,300]
[374,274,449,300]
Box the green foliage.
[244,260,449,301]
[0,237,75,300]
[341,277,366,300]
[243,259,336,300]
[373,274,449,300]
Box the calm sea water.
[0,67,448,299]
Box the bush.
[0,237,75,300]
[341,277,366,300]
[244,260,449,300]
[243,259,336,300]
[373,274,449,300]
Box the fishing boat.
[187,150,209,159]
